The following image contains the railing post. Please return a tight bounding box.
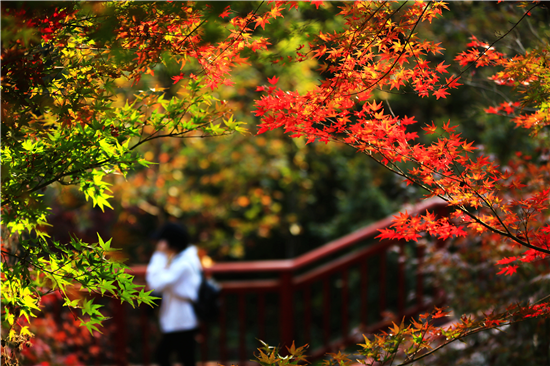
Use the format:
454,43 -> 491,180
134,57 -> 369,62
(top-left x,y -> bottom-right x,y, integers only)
360,261 -> 368,329
239,293 -> 247,365
304,285 -> 312,346
322,276 -> 330,349
379,250 -> 387,319
341,269 -> 349,343
220,293 -> 228,365
200,323 -> 208,366
398,243 -> 405,318
140,304 -> 150,366
279,269 -> 294,352
257,293 -> 266,341
113,300 -> 128,366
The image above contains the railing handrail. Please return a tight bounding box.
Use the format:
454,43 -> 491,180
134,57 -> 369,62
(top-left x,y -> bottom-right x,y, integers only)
128,197 -> 447,277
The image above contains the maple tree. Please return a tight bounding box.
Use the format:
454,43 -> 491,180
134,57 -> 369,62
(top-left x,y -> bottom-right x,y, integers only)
254,1 -> 550,364
2,0 -> 549,365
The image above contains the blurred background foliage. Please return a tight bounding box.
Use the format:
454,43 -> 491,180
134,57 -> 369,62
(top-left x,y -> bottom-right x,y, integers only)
42,1 -> 405,263
43,1 -> 548,265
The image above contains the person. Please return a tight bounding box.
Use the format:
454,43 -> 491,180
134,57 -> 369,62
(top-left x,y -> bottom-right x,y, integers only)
146,222 -> 202,366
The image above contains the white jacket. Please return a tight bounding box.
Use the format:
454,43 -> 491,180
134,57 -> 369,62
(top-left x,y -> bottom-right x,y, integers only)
146,245 -> 202,333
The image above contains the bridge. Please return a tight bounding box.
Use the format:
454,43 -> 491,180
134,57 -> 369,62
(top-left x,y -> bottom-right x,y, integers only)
51,198 -> 449,365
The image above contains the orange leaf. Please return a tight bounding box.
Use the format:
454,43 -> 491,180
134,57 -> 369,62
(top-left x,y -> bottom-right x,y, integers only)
422,121 -> 437,134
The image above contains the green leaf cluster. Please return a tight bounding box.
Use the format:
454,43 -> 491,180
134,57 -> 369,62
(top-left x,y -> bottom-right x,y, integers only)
1,1 -> 249,357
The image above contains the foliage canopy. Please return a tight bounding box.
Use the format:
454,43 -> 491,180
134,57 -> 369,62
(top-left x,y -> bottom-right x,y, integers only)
1,1 -> 550,365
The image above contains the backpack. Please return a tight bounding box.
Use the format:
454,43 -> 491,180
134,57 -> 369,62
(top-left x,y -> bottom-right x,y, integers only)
192,272 -> 221,323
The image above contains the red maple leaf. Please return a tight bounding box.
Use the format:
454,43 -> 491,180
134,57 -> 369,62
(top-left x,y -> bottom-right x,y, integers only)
433,87 -> 450,100
484,106 -> 500,114
462,141 -> 476,152
367,100 -> 383,112
219,6 -> 231,18
442,119 -> 457,133
288,2 -> 300,10
267,76 -> 279,85
432,307 -> 450,319
422,121 -> 437,134
171,73 -> 185,84
495,257 -> 517,265
435,61 -> 450,74
497,265 -> 519,276
269,5 -> 283,19
446,75 -> 463,89
254,15 -> 270,30
401,115 -> 416,125
502,102 -> 515,114
310,0 -> 324,9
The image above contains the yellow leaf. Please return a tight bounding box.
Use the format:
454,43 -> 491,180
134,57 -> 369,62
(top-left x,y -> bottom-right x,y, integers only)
6,312 -> 15,325
20,326 -> 34,338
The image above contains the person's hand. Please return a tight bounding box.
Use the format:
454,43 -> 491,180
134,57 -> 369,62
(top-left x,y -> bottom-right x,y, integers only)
156,239 -> 176,265
156,239 -> 169,253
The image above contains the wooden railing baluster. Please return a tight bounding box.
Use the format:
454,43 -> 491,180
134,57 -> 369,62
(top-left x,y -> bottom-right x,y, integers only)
322,276 -> 330,349
258,293 -> 266,341
398,243 -> 406,318
341,268 -> 349,343
279,270 -> 294,352
360,260 -> 368,329
220,293 -> 228,365
304,285 -> 312,348
379,250 -> 387,320
139,304 -> 150,366
239,292 -> 247,365
113,301 -> 128,366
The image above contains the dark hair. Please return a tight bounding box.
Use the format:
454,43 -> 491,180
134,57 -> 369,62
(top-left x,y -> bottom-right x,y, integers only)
153,223 -> 190,253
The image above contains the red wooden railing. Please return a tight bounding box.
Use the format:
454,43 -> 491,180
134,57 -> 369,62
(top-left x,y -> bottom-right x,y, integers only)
111,197 -> 448,365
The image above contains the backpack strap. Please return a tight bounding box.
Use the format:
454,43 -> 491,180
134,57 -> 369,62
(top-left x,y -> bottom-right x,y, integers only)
170,270 -> 204,304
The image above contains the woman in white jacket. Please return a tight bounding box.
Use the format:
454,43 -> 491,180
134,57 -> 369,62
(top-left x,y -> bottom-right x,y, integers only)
146,223 -> 202,366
